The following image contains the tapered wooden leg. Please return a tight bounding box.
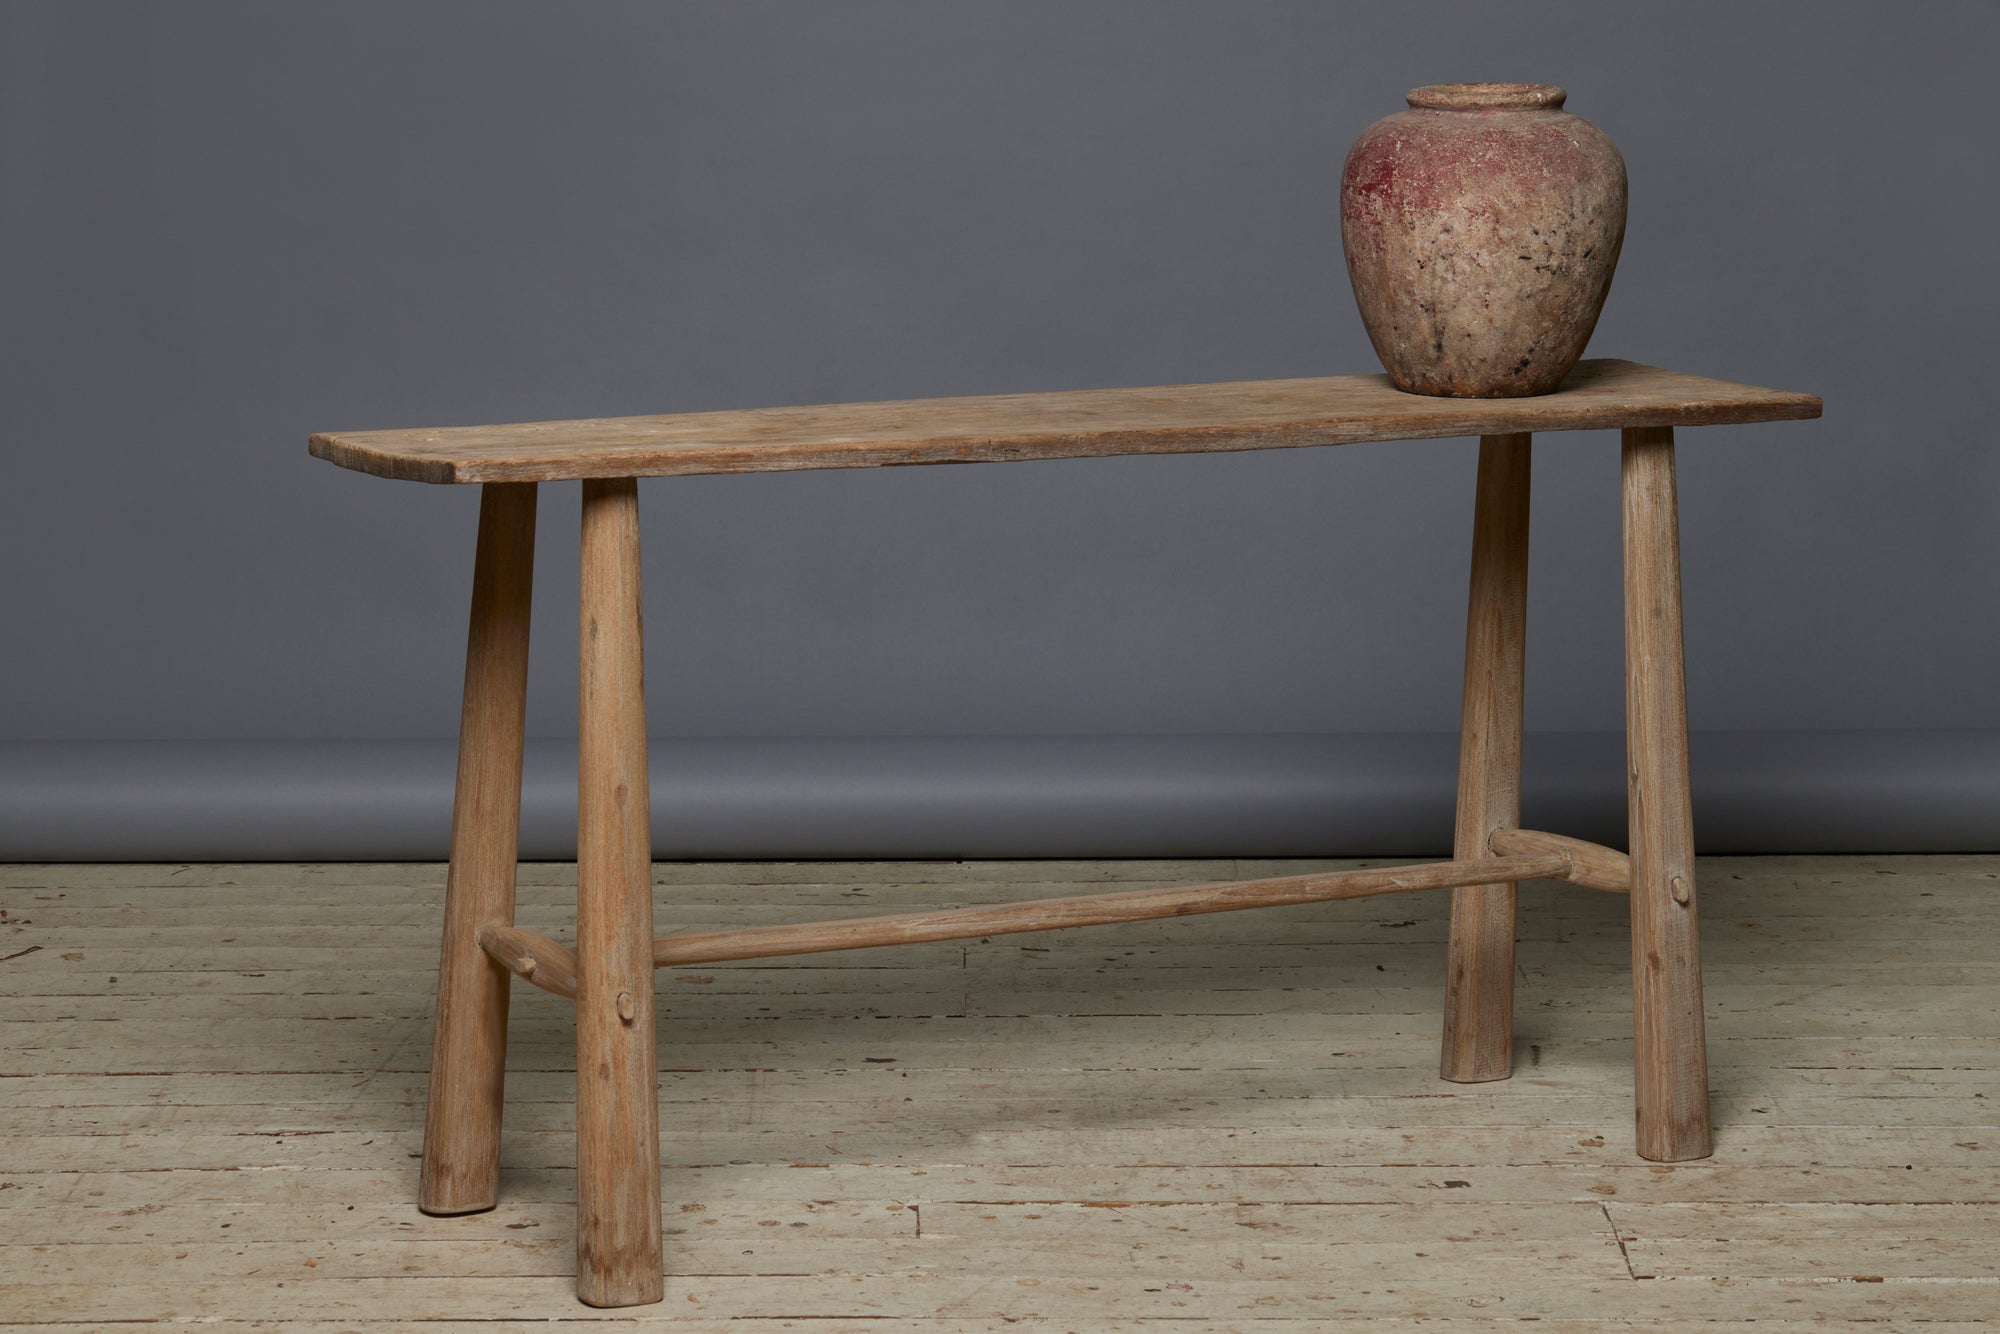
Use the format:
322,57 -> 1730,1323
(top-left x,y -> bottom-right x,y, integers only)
1442,433 -> 1531,1083
421,482 -> 537,1215
1622,426 -> 1712,1162
575,477 -> 664,1307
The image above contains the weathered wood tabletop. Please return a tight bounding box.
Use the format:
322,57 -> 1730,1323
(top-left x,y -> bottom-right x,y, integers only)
309,358 -> 1821,484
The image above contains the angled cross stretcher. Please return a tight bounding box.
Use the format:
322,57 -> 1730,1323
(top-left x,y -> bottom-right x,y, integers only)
310,359 -> 1821,1307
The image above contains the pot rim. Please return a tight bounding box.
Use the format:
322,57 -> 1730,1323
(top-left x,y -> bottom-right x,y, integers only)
1406,83 -> 1567,112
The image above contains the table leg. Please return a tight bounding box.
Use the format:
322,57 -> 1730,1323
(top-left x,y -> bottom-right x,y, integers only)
1442,434 -> 1531,1083
1621,426 -> 1712,1162
575,477 -> 664,1306
421,482 -> 537,1215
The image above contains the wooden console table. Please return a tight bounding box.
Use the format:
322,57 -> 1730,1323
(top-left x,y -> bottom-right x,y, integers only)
310,358 -> 1821,1307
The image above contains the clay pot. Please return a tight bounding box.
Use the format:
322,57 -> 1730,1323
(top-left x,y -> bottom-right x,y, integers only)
1341,84 -> 1626,397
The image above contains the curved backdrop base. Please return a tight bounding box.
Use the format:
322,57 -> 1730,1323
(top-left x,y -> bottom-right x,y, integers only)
2,731 -> 1995,862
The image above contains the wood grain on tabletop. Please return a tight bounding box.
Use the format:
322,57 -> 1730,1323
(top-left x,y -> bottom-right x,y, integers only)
308,359 -> 1822,484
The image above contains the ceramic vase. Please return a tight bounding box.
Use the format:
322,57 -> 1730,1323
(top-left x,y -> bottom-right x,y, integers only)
1341,83 -> 1626,397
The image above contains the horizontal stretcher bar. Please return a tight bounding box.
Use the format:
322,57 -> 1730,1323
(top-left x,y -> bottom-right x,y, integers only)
477,833 -> 1629,1001
1488,827 -> 1632,893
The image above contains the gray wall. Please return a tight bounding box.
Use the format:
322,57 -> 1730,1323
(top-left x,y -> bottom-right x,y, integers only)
1,2 -> 1995,855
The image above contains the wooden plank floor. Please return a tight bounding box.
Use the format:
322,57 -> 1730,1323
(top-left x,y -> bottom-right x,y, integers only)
2,855 -> 1996,1330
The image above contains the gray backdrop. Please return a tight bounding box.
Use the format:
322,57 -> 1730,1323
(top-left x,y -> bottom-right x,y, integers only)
2,2 -> 1996,857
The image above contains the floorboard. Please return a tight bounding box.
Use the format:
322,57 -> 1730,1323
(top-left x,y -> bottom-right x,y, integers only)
2,855 -> 1995,1326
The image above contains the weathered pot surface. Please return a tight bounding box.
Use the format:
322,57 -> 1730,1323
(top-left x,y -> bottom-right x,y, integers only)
1341,83 -> 1626,397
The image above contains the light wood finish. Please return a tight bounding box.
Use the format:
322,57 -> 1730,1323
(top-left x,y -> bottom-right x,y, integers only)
418,482 -> 535,1216
310,361 -> 1816,1306
1621,426 -> 1712,1163
1490,828 -> 1633,894
648,854 -> 1569,969
573,478 -> 663,1306
5,857 -> 1996,1326
477,924 -> 579,1000
485,855 -> 1625,990
308,359 -> 1822,484
490,845 -> 1642,997
1442,434 -> 1531,1084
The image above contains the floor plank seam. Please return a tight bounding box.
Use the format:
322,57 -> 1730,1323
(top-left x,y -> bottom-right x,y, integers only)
1602,1199 -> 1642,1281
